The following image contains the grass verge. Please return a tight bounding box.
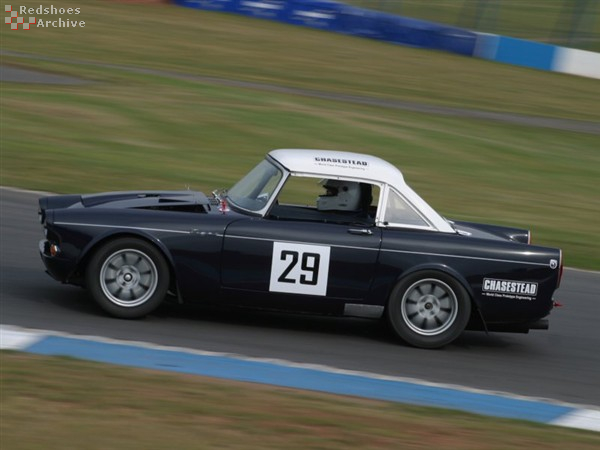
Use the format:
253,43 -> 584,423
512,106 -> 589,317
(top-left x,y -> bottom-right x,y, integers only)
2,352 -> 599,449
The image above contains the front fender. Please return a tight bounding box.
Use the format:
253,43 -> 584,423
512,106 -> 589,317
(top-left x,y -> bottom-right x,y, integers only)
76,229 -> 177,284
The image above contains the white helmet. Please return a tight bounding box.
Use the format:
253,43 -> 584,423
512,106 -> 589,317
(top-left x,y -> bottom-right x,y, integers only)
317,179 -> 361,211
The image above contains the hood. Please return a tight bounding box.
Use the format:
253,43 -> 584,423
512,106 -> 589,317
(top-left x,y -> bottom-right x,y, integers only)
39,190 -> 213,218
80,190 -> 211,209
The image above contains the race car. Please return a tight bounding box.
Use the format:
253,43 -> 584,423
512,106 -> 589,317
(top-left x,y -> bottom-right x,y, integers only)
38,149 -> 563,348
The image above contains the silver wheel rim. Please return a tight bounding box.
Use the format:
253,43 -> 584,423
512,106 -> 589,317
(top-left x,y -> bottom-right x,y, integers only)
99,249 -> 158,308
401,278 -> 459,336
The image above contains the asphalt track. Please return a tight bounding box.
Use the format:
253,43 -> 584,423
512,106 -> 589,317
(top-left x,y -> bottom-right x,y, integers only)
1,187 -> 599,408
0,65 -> 90,85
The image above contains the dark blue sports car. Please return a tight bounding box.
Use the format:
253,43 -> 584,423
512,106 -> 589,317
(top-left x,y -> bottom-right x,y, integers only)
39,149 -> 563,348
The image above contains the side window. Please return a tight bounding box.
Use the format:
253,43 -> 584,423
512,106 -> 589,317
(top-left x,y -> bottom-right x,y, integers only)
274,176 -> 319,207
271,175 -> 379,224
383,189 -> 429,228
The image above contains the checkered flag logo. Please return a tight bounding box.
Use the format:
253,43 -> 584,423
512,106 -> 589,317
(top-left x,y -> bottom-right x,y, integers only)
5,5 -> 36,30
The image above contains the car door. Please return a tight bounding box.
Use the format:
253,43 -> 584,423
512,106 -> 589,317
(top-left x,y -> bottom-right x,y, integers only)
220,218 -> 382,313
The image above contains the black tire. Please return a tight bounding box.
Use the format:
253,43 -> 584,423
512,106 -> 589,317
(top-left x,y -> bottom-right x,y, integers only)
85,238 -> 170,319
387,271 -> 471,349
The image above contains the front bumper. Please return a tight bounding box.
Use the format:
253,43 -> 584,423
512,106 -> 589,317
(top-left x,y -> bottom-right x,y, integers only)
39,239 -> 76,283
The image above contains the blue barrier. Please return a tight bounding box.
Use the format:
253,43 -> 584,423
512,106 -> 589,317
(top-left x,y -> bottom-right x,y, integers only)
374,14 -> 477,56
436,26 -> 478,56
173,0 -> 240,13
338,6 -> 387,40
236,0 -> 290,21
174,0 -> 477,57
473,33 -> 499,60
474,34 -> 567,73
287,0 -> 344,31
379,15 -> 440,49
494,37 -> 557,71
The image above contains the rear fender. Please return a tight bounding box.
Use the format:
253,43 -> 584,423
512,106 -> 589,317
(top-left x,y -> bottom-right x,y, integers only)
392,262 -> 484,308
391,263 -> 488,331
393,264 -> 472,298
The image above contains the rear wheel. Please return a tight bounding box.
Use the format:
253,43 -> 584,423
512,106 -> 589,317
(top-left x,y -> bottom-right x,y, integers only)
387,271 -> 471,348
86,238 -> 169,318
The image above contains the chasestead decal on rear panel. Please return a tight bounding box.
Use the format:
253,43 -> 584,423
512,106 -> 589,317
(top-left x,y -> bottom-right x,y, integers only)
482,278 -> 538,300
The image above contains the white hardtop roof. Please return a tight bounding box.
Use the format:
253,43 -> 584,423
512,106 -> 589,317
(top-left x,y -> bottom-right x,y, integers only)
269,149 -> 404,185
268,149 -> 455,233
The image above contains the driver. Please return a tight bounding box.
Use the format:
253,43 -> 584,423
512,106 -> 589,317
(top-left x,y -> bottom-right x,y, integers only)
317,179 -> 362,212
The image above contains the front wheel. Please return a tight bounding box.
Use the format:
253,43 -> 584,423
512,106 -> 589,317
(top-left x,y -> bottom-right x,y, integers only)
387,271 -> 471,349
85,238 -> 170,319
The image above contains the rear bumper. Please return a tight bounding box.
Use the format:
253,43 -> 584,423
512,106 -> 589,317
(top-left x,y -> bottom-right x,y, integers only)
467,317 -> 550,334
484,319 -> 549,334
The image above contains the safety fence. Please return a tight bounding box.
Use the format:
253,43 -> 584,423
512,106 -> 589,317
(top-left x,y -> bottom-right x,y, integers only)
173,0 -> 600,79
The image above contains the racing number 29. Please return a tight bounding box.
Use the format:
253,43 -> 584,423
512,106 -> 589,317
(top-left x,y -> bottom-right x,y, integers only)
270,242 -> 330,296
278,250 -> 320,285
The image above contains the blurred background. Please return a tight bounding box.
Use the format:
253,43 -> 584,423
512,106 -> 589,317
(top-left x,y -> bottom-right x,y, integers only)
2,0 -> 599,269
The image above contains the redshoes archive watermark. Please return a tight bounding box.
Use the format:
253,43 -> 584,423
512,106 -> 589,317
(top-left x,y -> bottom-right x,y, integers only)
5,4 -> 85,30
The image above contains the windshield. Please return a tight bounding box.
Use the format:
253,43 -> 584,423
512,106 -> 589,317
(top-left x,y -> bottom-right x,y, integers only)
227,159 -> 283,212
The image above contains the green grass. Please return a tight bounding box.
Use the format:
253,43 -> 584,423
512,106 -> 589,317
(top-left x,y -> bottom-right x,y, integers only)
2,352 -> 600,449
1,0 -> 599,271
